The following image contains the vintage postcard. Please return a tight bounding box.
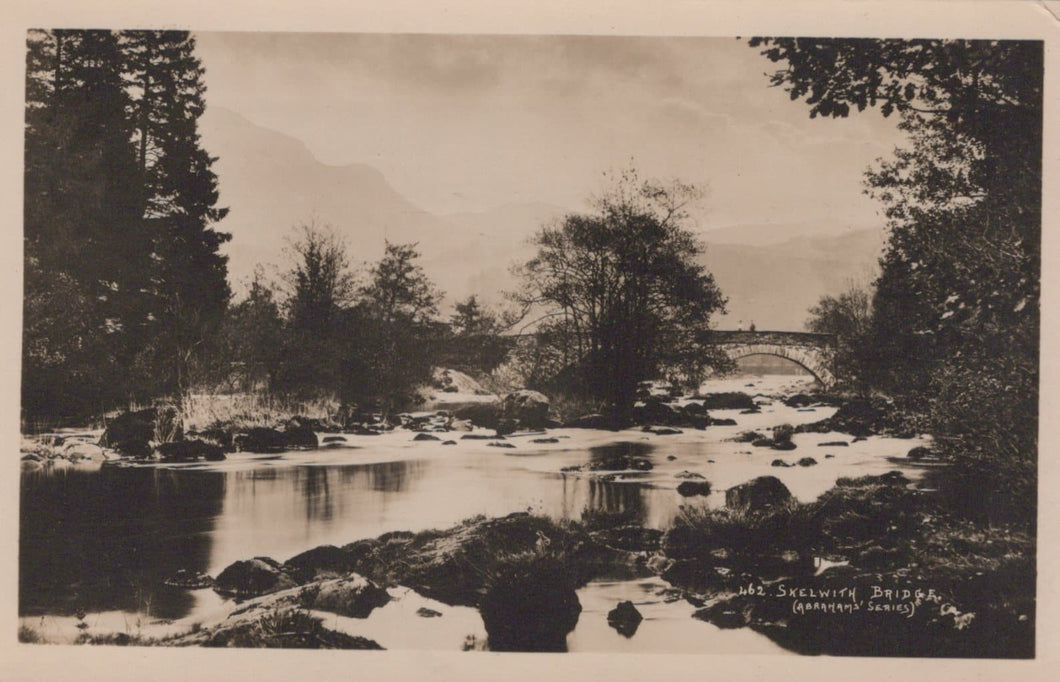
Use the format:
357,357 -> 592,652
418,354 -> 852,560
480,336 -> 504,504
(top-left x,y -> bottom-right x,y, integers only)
3,1 -> 1058,680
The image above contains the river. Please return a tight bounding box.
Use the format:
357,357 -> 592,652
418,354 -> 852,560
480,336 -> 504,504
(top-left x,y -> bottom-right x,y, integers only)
19,375 -> 928,652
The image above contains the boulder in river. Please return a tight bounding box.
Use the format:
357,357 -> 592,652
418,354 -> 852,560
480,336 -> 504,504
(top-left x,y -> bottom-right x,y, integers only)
732,430 -> 760,443
783,393 -> 816,408
236,427 -> 288,453
495,418 -> 520,436
607,600 -> 643,638
284,544 -> 357,583
698,392 -> 756,410
797,398 -> 887,438
772,423 -> 795,445
682,401 -> 707,416
907,445 -> 934,460
451,401 -> 502,430
725,476 -> 793,512
164,569 -> 215,590
677,480 -> 712,497
301,575 -> 391,618
101,406 -> 182,457
158,439 -> 226,462
501,390 -> 551,430
283,425 -> 318,449
214,557 -> 297,598
633,398 -> 684,426
63,442 -> 105,461
480,553 -> 582,652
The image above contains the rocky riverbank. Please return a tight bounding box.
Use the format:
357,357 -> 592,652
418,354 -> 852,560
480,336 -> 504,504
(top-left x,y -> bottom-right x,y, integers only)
56,472 -> 1032,656
20,375 -> 841,467
20,375 -> 1032,656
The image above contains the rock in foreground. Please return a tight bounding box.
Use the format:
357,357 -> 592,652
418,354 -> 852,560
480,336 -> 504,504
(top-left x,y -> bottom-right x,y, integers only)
607,600 -> 643,638
480,553 -> 582,652
725,476 -> 793,512
214,558 -> 297,598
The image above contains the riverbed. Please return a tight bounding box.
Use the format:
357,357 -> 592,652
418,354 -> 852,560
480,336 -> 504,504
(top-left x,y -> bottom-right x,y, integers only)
19,375 -> 930,651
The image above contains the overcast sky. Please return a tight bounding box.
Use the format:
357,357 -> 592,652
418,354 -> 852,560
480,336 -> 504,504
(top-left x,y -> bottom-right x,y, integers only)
194,32 -> 907,234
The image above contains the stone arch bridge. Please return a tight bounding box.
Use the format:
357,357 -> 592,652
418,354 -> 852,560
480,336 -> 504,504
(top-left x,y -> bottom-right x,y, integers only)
704,330 -> 838,387
451,328 -> 839,388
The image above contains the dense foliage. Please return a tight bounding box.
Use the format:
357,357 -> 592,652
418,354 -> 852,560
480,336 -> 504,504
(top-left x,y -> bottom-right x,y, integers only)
755,38 -> 1041,525
23,30 -> 229,419
805,283 -> 873,393
223,229 -> 444,415
341,242 -> 444,415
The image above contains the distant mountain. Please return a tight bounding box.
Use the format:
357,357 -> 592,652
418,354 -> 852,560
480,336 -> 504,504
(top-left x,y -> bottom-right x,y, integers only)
702,227 -> 886,331
200,107 -> 444,286
201,106 -> 886,328
199,107 -> 567,307
702,220 -> 881,247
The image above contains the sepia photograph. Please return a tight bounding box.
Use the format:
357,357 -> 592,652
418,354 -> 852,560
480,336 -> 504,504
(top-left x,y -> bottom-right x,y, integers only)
5,1 -> 1058,679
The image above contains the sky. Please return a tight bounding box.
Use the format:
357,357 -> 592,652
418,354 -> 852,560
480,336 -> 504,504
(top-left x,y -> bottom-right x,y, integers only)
193,32 -> 908,234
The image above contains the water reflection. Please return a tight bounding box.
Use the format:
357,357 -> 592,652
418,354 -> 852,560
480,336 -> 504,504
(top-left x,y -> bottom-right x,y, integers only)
586,477 -> 647,521
365,460 -> 415,493
298,466 -> 333,522
20,467 -> 224,618
558,473 -> 649,524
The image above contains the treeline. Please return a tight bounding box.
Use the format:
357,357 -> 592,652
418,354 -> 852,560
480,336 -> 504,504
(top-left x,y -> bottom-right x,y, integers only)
768,39 -> 1042,526
221,226 -> 508,416
21,30 -> 508,423
23,30 -> 229,419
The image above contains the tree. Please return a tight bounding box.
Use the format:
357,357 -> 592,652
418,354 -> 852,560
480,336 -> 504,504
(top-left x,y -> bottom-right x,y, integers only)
451,295 -> 497,336
752,38 -> 1041,524
805,283 -> 873,391
223,269 -> 285,391
123,30 -> 232,396
282,224 -> 355,334
23,30 -> 151,416
513,169 -> 727,422
274,223 -> 355,396
343,242 -> 442,414
22,29 -> 232,417
443,295 -> 509,374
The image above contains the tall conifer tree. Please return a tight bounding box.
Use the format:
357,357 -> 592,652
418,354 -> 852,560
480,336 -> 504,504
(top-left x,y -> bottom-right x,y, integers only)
124,30 -> 231,394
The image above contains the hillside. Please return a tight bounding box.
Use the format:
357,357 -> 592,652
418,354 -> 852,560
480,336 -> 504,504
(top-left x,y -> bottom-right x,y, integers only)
200,106 -> 886,327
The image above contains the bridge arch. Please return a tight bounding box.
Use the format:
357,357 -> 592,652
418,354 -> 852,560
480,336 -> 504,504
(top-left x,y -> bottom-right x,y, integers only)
719,344 -> 836,388
705,331 -> 838,388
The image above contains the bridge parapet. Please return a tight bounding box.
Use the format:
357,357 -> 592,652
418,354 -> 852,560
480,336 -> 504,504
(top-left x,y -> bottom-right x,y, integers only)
705,330 -> 837,348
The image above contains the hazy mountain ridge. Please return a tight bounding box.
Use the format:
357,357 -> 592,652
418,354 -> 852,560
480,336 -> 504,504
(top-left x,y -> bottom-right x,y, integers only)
702,229 -> 885,330
201,106 -> 886,327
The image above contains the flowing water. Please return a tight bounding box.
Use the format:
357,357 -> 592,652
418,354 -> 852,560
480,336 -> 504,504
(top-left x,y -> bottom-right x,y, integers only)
19,375 -> 929,652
